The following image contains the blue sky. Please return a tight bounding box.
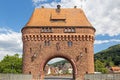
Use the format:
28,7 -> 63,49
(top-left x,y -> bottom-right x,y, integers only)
0,0 -> 120,60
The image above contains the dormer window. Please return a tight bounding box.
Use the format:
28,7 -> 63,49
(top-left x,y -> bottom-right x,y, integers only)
64,28 -> 75,33
41,27 -> 52,33
50,13 -> 66,22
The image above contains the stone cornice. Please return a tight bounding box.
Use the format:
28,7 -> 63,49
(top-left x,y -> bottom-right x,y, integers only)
22,34 -> 95,42
21,26 -> 96,32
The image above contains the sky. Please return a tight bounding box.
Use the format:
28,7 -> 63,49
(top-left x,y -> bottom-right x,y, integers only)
0,0 -> 120,61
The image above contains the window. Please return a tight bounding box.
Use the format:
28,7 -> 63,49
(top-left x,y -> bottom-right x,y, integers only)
64,28 -> 75,33
85,48 -> 87,53
44,41 -> 50,46
41,28 -> 52,33
68,41 -> 72,47
30,48 -> 32,54
71,28 -> 75,32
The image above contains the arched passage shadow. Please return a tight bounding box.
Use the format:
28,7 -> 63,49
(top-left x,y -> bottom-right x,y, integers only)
41,54 -> 77,79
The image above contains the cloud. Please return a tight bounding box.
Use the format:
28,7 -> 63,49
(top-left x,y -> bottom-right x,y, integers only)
48,58 -> 65,64
32,0 -> 82,8
95,39 -> 120,45
84,0 -> 120,36
32,0 -> 120,36
0,28 -> 22,60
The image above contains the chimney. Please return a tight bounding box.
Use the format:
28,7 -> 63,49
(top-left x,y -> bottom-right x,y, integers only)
56,5 -> 61,13
74,6 -> 77,8
41,6 -> 44,8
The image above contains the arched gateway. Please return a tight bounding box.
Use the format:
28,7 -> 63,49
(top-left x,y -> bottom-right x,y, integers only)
22,5 -> 95,80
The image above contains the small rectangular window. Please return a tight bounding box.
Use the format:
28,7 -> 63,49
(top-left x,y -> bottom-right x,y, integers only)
30,48 -> 32,54
68,41 -> 72,47
64,28 -> 75,33
85,48 -> 87,53
41,27 -> 52,33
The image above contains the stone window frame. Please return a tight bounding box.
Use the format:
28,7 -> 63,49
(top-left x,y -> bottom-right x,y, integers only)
64,27 -> 76,33
41,27 -> 52,33
68,41 -> 72,47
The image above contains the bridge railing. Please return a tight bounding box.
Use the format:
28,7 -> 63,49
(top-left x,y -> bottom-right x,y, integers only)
0,74 -> 32,80
84,74 -> 120,80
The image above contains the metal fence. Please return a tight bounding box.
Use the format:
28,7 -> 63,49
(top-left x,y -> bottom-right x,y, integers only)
0,74 -> 32,80
84,74 -> 120,80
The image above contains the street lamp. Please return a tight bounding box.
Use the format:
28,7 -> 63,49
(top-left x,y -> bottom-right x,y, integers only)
11,63 -> 14,74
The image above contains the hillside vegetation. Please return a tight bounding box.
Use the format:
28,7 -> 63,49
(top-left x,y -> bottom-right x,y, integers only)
0,54 -> 22,73
95,44 -> 120,66
94,44 -> 120,73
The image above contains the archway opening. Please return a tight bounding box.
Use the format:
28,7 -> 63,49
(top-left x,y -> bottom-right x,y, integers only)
44,57 -> 75,79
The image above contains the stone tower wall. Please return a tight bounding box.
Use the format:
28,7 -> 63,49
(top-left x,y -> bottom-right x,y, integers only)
22,27 -> 95,80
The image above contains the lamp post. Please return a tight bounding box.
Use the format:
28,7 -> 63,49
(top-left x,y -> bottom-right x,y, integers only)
10,63 -> 14,80
11,63 -> 14,74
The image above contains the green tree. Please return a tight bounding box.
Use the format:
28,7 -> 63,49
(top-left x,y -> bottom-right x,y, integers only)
94,44 -> 120,67
0,54 -> 22,73
114,56 -> 120,65
95,60 -> 108,73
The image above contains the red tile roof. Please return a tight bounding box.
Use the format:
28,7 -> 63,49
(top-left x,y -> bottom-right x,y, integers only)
25,7 -> 93,27
111,67 -> 120,72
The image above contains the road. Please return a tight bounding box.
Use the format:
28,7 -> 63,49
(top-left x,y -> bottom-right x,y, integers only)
44,76 -> 74,80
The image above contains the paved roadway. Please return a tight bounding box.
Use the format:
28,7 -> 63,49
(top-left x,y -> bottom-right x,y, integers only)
44,76 -> 74,80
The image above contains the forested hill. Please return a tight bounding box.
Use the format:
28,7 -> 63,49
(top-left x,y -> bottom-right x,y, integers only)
49,60 -> 69,67
94,44 -> 120,66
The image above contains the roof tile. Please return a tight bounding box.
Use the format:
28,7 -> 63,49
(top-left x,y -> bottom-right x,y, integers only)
25,8 -> 93,27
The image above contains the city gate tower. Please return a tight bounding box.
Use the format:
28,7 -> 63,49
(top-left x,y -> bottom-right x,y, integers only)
22,5 -> 96,80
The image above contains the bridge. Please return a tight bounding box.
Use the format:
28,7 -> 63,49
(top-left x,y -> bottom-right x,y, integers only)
44,76 -> 74,80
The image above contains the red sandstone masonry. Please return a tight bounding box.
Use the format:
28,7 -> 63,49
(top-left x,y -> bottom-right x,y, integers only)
22,6 -> 95,80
